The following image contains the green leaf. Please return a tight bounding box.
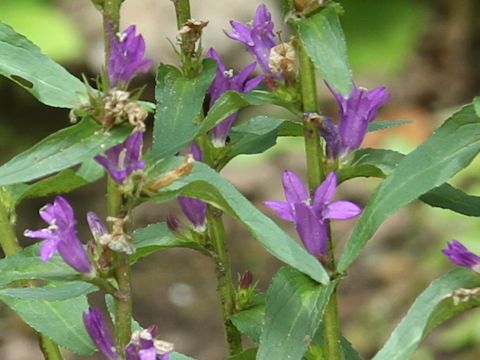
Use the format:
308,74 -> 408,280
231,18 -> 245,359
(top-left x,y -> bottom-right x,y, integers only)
0,281 -> 97,301
1,295 -> 95,355
131,222 -> 206,263
313,328 -> 364,360
473,96 -> 480,117
420,185 -> 480,217
298,7 -> 353,96
257,267 -> 336,360
151,61 -> 216,160
171,353 -> 197,360
230,295 -> 266,342
367,120 -> 413,132
149,161 -> 329,284
373,269 -> 480,360
105,294 -> 142,332
0,244 -> 77,287
227,348 -> 258,360
0,21 -> 85,108
339,104 -> 480,272
0,118 -> 130,186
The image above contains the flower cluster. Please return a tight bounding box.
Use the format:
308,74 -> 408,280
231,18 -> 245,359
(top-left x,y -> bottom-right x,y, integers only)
320,84 -> 390,159
83,309 -> 172,360
108,25 -> 153,87
207,48 -> 264,147
265,171 -> 361,259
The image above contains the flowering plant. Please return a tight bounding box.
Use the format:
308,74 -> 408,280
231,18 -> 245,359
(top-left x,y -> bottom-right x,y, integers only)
0,1 -> 480,359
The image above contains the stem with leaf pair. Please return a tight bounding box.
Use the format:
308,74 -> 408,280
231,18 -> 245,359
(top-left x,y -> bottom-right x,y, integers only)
297,38 -> 342,360
0,200 -> 63,360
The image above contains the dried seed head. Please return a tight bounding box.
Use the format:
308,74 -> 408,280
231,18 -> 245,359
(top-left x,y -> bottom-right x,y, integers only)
269,42 -> 296,76
123,102 -> 148,131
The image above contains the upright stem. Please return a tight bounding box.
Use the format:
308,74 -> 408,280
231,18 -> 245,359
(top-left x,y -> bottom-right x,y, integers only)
172,0 -> 191,29
207,208 -> 243,355
0,201 -> 63,360
102,0 -> 122,65
107,177 -> 132,352
297,36 -> 342,360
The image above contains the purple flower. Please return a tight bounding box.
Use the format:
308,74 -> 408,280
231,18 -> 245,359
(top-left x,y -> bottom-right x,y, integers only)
84,309 -> 173,360
24,196 -> 93,274
320,84 -> 390,159
84,309 -> 119,360
207,48 -> 264,147
442,240 -> 480,271
178,143 -> 208,231
108,25 -> 153,87
264,171 -> 361,258
96,131 -> 146,184
225,4 -> 277,76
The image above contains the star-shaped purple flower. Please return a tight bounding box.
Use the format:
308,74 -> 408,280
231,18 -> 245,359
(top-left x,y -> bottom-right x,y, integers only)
442,240 -> 480,272
83,308 -> 172,360
264,171 -> 361,258
207,48 -> 264,147
225,4 -> 277,77
178,143 -> 208,231
320,84 -> 390,159
108,25 -> 153,87
95,131 -> 146,184
24,196 -> 93,274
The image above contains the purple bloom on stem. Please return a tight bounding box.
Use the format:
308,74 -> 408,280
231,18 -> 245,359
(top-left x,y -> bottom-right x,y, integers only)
178,142 -> 208,231
125,326 -> 173,360
108,25 -> 153,87
225,4 -> 277,76
95,131 -> 146,184
24,196 -> 92,274
321,84 -> 390,159
442,240 -> 480,271
207,48 -> 264,147
83,309 -> 119,360
264,171 -> 361,258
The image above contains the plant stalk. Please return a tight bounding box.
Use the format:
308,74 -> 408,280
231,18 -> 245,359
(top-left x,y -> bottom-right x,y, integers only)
207,207 -> 243,355
102,0 -> 122,66
297,34 -> 342,360
0,200 -> 63,359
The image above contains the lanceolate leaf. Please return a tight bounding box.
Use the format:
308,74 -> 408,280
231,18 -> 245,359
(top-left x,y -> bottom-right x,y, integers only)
0,21 -> 85,108
298,6 -> 352,96
0,282 -> 97,301
1,295 -> 95,355
151,60 -> 216,160
0,118 -> 130,186
373,269 -> 480,360
230,295 -> 266,342
339,104 -> 480,272
257,267 -> 336,360
148,160 -> 329,284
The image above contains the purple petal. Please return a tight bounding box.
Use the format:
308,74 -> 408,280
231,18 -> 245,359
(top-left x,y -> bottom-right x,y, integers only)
233,62 -> 257,88
312,172 -> 338,212
190,142 -> 203,162
243,75 -> 265,93
442,240 -> 480,269
87,212 -> 108,243
83,309 -> 119,360
318,116 -> 343,159
211,113 -> 238,147
225,21 -> 254,46
263,200 -> 294,222
294,203 -> 328,257
138,348 -> 157,360
39,238 -> 60,262
178,196 -> 207,230
57,234 -> 93,273
254,4 -> 273,28
324,200 -> 362,220
282,170 -> 309,204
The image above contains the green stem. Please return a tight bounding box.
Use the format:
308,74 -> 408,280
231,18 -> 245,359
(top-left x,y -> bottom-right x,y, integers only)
107,177 -> 132,353
207,207 -> 243,355
297,35 -> 342,360
0,201 -> 63,359
102,0 -> 122,69
172,0 -> 191,29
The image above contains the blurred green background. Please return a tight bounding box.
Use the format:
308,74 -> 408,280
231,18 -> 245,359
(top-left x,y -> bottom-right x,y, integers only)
1,0 -> 480,359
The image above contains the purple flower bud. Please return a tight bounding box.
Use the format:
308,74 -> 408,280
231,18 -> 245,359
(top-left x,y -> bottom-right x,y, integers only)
83,309 -> 119,360
225,4 -> 277,76
321,83 -> 390,159
87,211 -> 109,245
178,196 -> 207,232
166,214 -> 183,233
108,25 -> 153,87
264,171 -> 361,258
442,240 -> 480,271
96,131 -> 146,184
239,271 -> 254,289
207,48 -> 264,147
24,196 -> 93,274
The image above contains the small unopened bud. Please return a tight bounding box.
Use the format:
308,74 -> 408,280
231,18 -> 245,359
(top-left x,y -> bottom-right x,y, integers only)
148,155 -> 195,192
269,42 -> 296,76
239,271 -> 254,289
166,214 -> 184,233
